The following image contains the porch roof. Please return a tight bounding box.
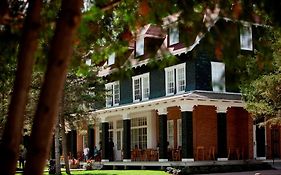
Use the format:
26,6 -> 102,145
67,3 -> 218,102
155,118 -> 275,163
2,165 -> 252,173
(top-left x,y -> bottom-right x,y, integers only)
93,90 -> 245,119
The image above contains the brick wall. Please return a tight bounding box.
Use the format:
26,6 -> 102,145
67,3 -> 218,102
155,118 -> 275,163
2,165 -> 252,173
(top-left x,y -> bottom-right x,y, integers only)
227,107 -> 252,159
193,105 -> 217,160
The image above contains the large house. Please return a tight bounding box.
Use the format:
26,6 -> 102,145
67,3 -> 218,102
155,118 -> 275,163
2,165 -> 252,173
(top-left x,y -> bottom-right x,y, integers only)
68,14 -> 280,163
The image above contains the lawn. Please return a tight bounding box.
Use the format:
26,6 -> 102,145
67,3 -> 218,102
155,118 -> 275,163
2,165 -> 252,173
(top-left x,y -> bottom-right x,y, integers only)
51,170 -> 168,175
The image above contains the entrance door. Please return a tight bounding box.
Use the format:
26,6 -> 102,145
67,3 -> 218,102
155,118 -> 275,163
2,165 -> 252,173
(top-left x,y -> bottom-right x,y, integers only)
271,128 -> 280,159
254,125 -> 266,159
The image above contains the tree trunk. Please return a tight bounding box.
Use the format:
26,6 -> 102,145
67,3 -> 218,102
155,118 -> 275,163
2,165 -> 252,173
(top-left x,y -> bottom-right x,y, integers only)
0,1 -> 42,175
61,114 -> 71,174
54,118 -> 61,175
23,0 -> 82,175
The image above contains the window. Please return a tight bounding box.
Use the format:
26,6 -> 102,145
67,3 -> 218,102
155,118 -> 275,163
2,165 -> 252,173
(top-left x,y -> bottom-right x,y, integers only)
131,117 -> 147,149
177,119 -> 182,147
169,24 -> 179,46
136,36 -> 144,57
86,59 -> 91,66
211,62 -> 225,92
132,73 -> 150,102
107,52 -> 115,66
116,120 -> 123,151
240,23 -> 253,51
165,63 -> 186,96
105,81 -> 120,107
167,120 -> 174,149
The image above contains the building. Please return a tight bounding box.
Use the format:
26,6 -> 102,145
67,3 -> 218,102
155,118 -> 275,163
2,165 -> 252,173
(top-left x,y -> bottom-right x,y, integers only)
69,14 -> 280,163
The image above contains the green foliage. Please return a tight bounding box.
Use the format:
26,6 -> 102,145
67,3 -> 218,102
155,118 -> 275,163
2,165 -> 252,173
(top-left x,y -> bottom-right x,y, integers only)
241,29 -> 281,126
62,65 -> 106,130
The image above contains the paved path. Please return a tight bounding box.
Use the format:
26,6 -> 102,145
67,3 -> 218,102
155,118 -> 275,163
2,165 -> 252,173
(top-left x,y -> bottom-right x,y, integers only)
199,169 -> 281,175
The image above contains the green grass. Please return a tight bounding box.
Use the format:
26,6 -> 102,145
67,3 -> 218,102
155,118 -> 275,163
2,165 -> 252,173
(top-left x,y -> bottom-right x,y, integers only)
45,170 -> 167,175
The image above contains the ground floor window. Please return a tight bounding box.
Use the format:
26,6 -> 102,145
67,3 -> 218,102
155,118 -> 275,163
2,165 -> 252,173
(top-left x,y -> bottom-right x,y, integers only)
131,117 -> 147,149
177,119 -> 182,147
167,120 -> 174,148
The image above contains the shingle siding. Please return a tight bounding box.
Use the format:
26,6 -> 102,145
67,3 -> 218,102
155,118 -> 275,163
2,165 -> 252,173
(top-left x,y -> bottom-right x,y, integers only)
120,78 -> 133,104
150,69 -> 165,99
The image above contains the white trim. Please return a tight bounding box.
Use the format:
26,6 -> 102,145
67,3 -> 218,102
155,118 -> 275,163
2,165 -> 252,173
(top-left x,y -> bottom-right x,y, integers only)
181,158 -> 194,162
217,158 -> 228,161
122,113 -> 130,120
157,108 -> 167,115
123,159 -> 132,162
101,159 -> 109,162
132,73 -> 150,102
95,91 -> 244,118
159,159 -> 169,162
105,81 -> 120,107
165,63 -> 186,96
216,106 -> 228,113
180,105 -> 194,112
256,157 -> 266,160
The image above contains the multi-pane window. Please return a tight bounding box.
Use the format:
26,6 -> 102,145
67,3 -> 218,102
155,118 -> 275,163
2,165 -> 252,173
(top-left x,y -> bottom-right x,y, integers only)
169,24 -> 179,46
132,73 -> 150,102
116,120 -> 123,151
136,36 -> 144,57
211,62 -> 225,92
177,119 -> 182,147
165,63 -> 186,96
131,117 -> 147,149
167,120 -> 174,148
105,81 -> 120,107
240,23 -> 253,51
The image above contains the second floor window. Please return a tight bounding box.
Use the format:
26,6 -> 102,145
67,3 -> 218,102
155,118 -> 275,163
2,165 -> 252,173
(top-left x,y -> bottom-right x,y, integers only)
132,73 -> 150,102
105,81 -> 120,107
240,23 -> 253,51
211,61 -> 225,92
165,63 -> 186,96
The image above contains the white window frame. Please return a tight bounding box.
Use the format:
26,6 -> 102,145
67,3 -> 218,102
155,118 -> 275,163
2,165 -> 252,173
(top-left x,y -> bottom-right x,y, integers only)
240,23 -> 253,51
131,117 -> 147,149
211,62 -> 226,92
165,63 -> 186,96
136,36 -> 144,57
167,120 -> 174,149
177,119 -> 182,147
105,81 -> 120,107
132,73 -> 150,102
169,23 -> 179,46
107,52 -> 115,66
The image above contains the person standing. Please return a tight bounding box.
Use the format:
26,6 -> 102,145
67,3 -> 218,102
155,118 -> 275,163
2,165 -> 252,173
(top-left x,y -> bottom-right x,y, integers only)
83,145 -> 89,161
19,145 -> 26,169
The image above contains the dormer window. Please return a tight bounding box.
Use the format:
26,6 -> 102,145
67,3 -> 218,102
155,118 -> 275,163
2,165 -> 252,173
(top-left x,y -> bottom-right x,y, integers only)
168,24 -> 179,46
240,23 -> 253,51
105,81 -> 120,107
86,59 -> 91,66
107,52 -> 115,66
211,62 -> 225,92
136,36 -> 144,57
132,73 -> 150,102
